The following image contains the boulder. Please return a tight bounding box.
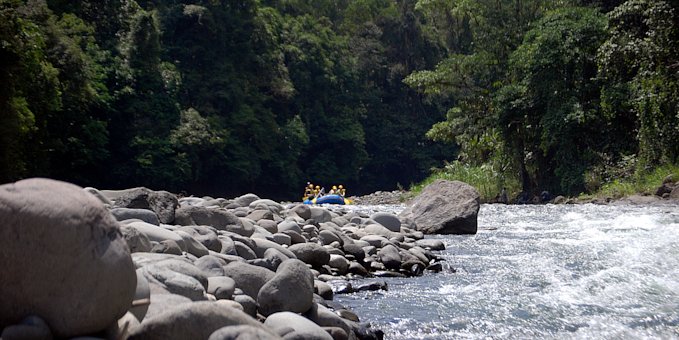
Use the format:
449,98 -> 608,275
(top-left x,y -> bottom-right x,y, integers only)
234,193 -> 260,207
234,295 -> 258,318
175,206 -> 251,236
130,270 -> 151,322
111,207 -> 160,225
369,212 -> 401,232
328,255 -> 350,275
257,259 -> 315,316
140,265 -> 206,301
264,312 -> 333,340
120,224 -> 153,253
288,243 -> 330,268
309,207 -> 332,223
174,230 -> 210,258
414,239 -> 445,251
399,179 -> 480,234
289,204 -> 312,220
1,315 -> 52,340
177,225 -> 221,252
195,255 -> 227,277
209,325 -> 281,340
223,262 -> 275,299
144,294 -> 192,320
0,178 -> 137,338
377,245 -> 401,270
128,301 -> 265,340
207,276 -> 236,300
151,240 -> 183,255
126,221 -> 186,251
104,187 -> 178,224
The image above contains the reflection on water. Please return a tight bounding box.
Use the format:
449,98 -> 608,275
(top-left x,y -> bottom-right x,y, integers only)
336,203 -> 679,339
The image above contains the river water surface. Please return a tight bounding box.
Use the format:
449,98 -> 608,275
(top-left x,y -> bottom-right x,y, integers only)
337,203 -> 679,339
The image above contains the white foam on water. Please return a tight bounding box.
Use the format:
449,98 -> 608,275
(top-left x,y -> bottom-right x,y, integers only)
336,203 -> 679,339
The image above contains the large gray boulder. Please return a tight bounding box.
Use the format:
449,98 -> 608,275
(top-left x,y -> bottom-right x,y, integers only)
264,312 -> 333,340
399,179 -> 480,234
288,243 -> 330,268
257,259 -> 315,316
209,325 -> 282,340
128,301 -> 266,340
223,262 -> 275,299
104,187 -> 178,224
0,178 -> 137,338
175,206 -> 251,236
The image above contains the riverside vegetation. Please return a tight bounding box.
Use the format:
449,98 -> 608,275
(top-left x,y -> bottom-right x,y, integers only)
2,0 -> 678,201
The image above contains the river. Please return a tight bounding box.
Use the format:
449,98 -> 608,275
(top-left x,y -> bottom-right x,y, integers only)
336,203 -> 679,339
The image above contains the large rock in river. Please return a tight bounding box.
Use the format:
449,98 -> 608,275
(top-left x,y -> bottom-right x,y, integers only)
399,179 -> 480,234
0,178 -> 137,338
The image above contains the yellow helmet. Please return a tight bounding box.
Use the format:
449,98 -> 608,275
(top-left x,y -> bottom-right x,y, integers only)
332,186 -> 337,190
308,184 -> 313,188
315,186 -> 320,189
339,185 -> 343,189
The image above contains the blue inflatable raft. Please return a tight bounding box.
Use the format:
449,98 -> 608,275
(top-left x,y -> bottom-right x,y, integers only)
304,194 -> 351,205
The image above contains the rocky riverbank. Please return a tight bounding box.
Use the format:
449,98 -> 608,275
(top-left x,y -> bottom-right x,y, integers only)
0,178 -> 449,340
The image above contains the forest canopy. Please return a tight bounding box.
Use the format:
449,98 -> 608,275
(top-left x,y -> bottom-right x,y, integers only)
1,0 -> 677,200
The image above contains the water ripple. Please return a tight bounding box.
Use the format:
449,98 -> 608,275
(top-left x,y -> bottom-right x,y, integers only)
336,203 -> 679,339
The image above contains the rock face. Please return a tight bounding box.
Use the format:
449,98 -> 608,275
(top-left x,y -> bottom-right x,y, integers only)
257,259 -> 314,316
105,187 -> 178,224
0,178 -> 137,338
399,179 -> 480,234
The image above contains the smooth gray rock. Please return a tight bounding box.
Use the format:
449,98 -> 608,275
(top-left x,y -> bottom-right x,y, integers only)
305,304 -> 352,338
219,237 -> 238,256
377,245 -> 401,270
142,259 -> 208,289
251,238 -> 296,259
83,187 -> 112,205
127,221 -> 186,251
140,265 -> 206,301
128,301 -> 264,340
234,193 -> 260,207
309,207 -> 332,223
263,248 -> 290,271
175,206 -> 252,236
342,244 -> 365,263
289,204 -> 312,220
399,179 -> 480,234
369,212 -> 401,232
363,224 -> 397,239
111,207 -> 160,225
414,239 -> 446,251
175,230 -> 210,258
144,294 -> 192,320
207,276 -> 236,300
278,221 -> 302,234
265,312 -> 332,340
234,294 -> 258,318
282,230 -> 307,244
288,243 -> 330,268
104,187 -> 178,224
258,219 -> 279,234
209,325 -> 281,340
234,241 -> 257,260
272,233 -> 292,246
130,270 -> 151,322
120,224 -> 153,253
177,225 -> 221,252
151,240 -> 183,255
328,254 -> 350,274
1,315 -> 52,340
318,230 -> 341,246
0,178 -> 137,338
258,259 -> 315,316
314,281 -> 333,300
223,262 -> 275,299
247,209 -> 274,221
195,255 -> 226,277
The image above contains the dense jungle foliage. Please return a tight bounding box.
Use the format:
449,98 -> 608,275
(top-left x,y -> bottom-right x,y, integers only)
1,0 -> 678,200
